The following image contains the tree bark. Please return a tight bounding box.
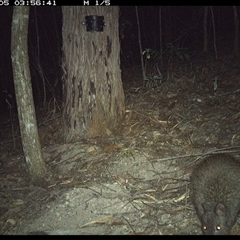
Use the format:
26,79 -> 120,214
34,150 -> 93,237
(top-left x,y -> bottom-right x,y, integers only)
62,6 -> 125,142
11,7 -> 47,182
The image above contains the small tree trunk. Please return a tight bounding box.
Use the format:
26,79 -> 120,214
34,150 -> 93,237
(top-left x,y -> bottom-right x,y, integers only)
210,6 -> 218,59
233,6 -> 239,58
135,6 -> 146,81
11,6 -> 47,182
203,6 -> 208,53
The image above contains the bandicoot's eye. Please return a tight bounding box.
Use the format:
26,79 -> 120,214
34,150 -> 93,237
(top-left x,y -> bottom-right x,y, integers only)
202,225 -> 207,231
216,225 -> 221,231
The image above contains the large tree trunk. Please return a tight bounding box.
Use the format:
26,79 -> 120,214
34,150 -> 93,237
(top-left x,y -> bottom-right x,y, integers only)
62,6 -> 125,142
11,7 -> 47,182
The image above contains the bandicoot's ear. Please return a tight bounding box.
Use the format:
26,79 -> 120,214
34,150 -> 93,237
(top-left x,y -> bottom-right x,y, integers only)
215,203 -> 226,216
197,203 -> 206,215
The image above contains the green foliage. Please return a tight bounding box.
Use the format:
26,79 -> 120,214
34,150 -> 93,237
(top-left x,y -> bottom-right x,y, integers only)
141,44 -> 194,88
142,48 -> 163,88
142,48 -> 161,60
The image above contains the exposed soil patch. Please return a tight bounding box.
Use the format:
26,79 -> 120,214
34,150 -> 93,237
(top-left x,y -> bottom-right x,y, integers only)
1,54 -> 240,235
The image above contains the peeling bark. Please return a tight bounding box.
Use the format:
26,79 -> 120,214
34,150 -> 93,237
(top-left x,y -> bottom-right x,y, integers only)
62,6 -> 125,142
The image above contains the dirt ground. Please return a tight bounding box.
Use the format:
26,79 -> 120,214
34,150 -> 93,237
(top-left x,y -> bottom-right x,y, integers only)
1,53 -> 240,235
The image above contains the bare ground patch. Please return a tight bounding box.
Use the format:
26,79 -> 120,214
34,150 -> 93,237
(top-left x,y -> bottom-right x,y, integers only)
1,55 -> 240,235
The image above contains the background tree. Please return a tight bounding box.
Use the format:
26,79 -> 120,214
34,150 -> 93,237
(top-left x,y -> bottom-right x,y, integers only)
11,6 -> 47,182
203,6 -> 208,53
62,6 -> 125,142
233,6 -> 239,58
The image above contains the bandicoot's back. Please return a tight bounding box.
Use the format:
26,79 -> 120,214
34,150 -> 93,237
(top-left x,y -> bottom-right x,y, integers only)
190,153 -> 240,235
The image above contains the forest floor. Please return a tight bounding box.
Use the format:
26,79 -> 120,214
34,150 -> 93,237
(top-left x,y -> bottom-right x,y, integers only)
1,52 -> 240,235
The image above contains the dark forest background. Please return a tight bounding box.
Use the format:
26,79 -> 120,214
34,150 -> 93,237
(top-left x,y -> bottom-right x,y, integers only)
0,6 -> 238,113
